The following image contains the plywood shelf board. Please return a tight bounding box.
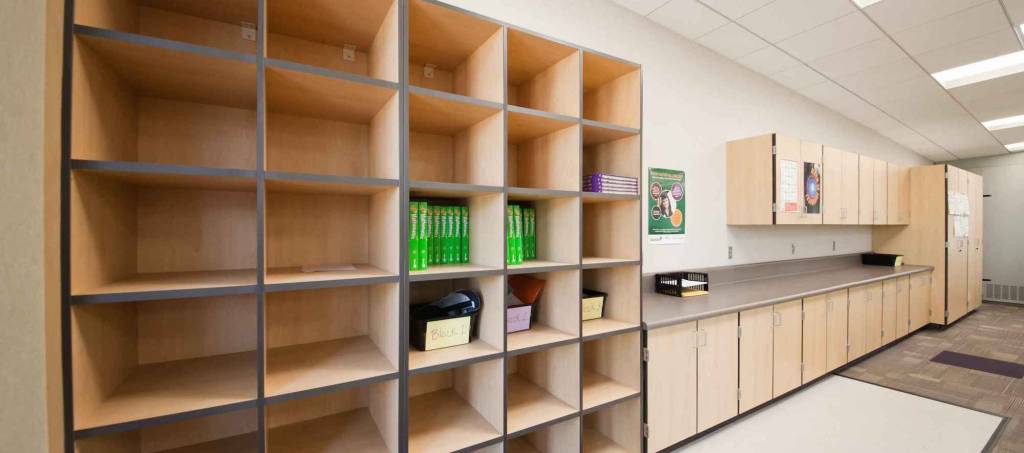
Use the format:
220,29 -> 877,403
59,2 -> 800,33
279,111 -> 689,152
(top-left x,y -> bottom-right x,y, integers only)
409,180 -> 503,198
582,370 -> 638,410
267,408 -> 389,453
71,160 -> 257,190
581,121 -> 639,146
266,337 -> 396,398
581,257 -> 639,269
267,66 -> 396,123
408,264 -> 503,282
408,388 -> 501,453
265,174 -> 398,195
508,108 -> 578,144
409,90 -> 501,135
75,27 -> 257,109
71,269 -> 257,299
265,265 -> 396,289
581,193 -> 639,204
507,324 -> 577,353
75,351 -> 257,430
408,340 -> 502,373
156,432 -> 259,453
507,374 -> 578,434
507,187 -> 580,201
582,319 -> 639,339
507,260 -> 579,274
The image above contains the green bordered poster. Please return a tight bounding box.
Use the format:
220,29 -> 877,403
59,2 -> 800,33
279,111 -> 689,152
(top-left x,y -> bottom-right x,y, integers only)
648,167 -> 685,244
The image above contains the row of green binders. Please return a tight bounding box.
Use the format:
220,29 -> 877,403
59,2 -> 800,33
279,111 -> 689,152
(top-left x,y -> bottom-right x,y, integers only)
409,202 -> 469,271
507,205 -> 536,264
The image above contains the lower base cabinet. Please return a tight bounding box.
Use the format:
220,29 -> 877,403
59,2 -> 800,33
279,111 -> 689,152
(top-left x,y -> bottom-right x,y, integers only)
826,289 -> 849,371
910,273 -> 931,330
772,300 -> 802,397
645,272 -> 932,452
645,322 -> 697,452
739,306 -> 773,412
802,295 -> 828,383
697,313 -> 739,432
882,279 -> 898,345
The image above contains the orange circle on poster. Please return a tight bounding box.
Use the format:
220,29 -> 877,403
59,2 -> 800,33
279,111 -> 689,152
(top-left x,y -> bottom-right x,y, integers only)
671,210 -> 683,227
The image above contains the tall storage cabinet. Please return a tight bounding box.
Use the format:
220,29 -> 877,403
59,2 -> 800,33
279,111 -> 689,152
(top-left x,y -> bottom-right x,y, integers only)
874,165 -> 983,326
61,1 -> 644,452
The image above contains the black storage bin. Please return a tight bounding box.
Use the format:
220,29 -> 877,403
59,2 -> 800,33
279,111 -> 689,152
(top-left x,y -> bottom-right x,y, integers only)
655,271 -> 710,297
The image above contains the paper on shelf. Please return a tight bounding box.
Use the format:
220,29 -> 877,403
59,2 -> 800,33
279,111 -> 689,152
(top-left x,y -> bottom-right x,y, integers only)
677,278 -> 706,288
300,263 -> 357,273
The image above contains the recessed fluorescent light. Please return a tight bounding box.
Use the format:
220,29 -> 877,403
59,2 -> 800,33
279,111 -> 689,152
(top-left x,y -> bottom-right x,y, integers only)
982,114 -> 1024,131
1008,142 -> 1024,152
852,0 -> 882,7
932,50 -> 1024,89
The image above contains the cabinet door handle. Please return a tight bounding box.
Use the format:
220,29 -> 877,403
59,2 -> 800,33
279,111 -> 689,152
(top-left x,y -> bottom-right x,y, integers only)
773,312 -> 782,326
697,330 -> 708,347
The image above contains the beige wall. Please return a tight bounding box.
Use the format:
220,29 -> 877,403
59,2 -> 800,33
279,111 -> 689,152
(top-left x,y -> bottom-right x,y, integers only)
0,0 -> 64,451
441,0 -> 931,273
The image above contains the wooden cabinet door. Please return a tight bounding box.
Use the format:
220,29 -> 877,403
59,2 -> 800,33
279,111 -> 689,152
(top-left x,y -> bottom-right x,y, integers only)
882,279 -> 898,345
847,285 -> 868,361
896,276 -> 910,338
874,159 -> 888,225
841,150 -> 860,225
968,172 -> 983,311
776,137 -> 823,225
865,282 -> 883,351
739,306 -> 773,413
888,164 -> 910,225
802,295 -> 828,383
646,322 -> 697,451
910,272 -> 931,331
726,134 -> 774,225
826,290 -> 848,371
858,156 -> 875,224
775,135 -> 804,225
823,146 -> 843,225
947,166 -> 969,323
773,300 -> 802,397
697,313 -> 738,432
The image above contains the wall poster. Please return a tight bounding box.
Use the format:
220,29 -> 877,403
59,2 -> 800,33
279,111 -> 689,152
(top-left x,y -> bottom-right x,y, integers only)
648,167 -> 685,244
804,162 -> 822,214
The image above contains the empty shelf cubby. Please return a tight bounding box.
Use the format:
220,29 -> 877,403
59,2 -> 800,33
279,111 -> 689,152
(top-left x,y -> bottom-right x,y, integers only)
266,380 -> 399,452
582,51 -> 641,129
507,29 -> 580,117
75,407 -> 258,453
507,343 -> 580,435
408,359 -> 504,452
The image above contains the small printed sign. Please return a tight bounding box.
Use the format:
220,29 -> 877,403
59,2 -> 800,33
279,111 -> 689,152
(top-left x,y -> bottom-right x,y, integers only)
423,316 -> 471,351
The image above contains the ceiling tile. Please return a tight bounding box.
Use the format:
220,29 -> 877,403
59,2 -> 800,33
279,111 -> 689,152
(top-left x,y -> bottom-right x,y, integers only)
613,0 -> 673,16
808,38 -> 907,79
835,58 -> 927,95
992,126 -> 1024,144
913,28 -> 1023,72
696,22 -> 768,58
698,0 -> 775,19
769,64 -> 826,90
891,1 -> 1009,56
736,0 -> 854,43
777,12 -> 884,62
863,0 -> 990,33
1005,0 -> 1024,24
735,45 -> 801,75
949,72 -> 1024,121
648,0 -> 730,39
862,75 -> 949,107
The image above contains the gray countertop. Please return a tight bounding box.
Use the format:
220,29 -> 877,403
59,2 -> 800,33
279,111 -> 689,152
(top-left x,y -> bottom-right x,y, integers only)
643,264 -> 933,329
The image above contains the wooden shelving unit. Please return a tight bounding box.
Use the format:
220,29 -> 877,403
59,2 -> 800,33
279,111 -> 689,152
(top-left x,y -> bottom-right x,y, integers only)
62,1 -> 641,451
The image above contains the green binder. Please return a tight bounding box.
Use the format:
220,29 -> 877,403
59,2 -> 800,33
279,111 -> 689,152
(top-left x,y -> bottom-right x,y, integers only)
418,202 -> 429,270
461,206 -> 469,263
506,206 -> 515,265
512,205 -> 523,264
409,202 -> 419,271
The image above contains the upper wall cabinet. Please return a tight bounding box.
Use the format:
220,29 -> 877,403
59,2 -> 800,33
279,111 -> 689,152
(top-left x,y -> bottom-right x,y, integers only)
823,146 -> 858,225
727,133 -> 911,226
726,134 -> 823,225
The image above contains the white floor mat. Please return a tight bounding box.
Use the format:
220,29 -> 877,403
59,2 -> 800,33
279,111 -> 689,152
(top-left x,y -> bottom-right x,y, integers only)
677,375 -> 1002,453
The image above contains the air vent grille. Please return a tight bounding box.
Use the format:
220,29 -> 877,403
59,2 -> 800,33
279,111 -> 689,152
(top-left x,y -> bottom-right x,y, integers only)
985,282 -> 1024,303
